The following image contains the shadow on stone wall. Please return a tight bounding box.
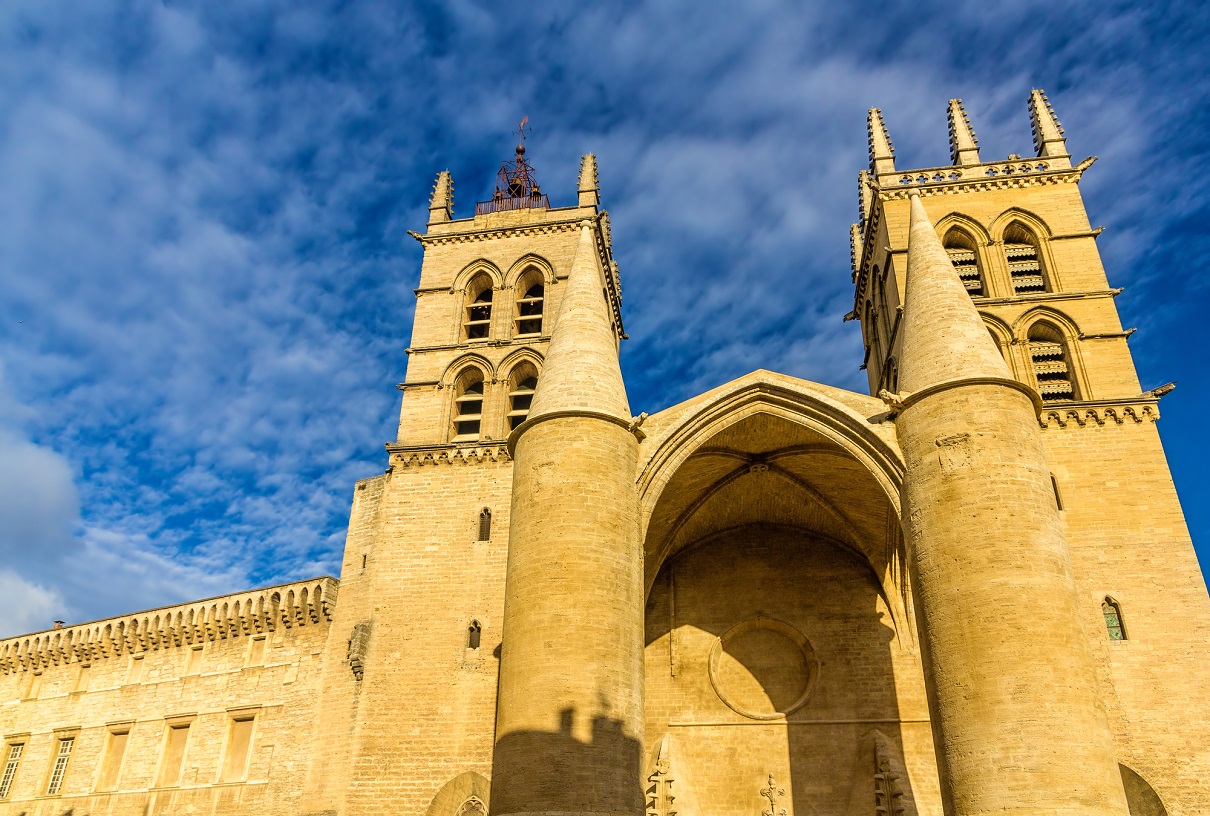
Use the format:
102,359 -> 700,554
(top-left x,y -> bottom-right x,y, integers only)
490,706 -> 643,816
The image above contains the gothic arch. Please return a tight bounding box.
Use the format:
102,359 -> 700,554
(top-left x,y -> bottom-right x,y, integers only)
424,771 -> 491,816
497,346 -> 544,377
1017,310 -> 1088,402
440,354 -> 495,387
934,211 -> 992,244
452,259 -> 503,293
989,206 -> 1054,240
1011,304 -> 1081,338
503,253 -> 556,288
636,372 -> 911,644
980,312 -> 1016,375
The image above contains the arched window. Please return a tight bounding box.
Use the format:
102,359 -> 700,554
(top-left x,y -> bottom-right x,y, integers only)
514,267 -> 545,336
467,621 -> 482,651
1028,322 -> 1079,401
1003,223 -> 1048,294
988,327 -> 1005,359
463,275 -> 494,340
506,364 -> 539,431
452,369 -> 485,442
478,508 -> 491,541
1102,597 -> 1126,641
944,228 -> 985,297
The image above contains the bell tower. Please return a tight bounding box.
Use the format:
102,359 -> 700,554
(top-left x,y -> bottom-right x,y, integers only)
303,132 -> 627,816
853,92 -> 1210,814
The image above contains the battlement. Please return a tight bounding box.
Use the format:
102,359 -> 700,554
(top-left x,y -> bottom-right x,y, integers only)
0,575 -> 337,674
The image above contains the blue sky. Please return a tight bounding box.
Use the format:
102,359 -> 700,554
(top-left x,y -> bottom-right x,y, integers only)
1,1 -> 1208,636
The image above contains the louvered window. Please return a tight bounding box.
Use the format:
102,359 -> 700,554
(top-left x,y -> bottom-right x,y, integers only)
943,230 -> 984,297
464,275 -> 494,340
452,369 -> 486,442
515,282 -> 544,336
1028,323 -> 1077,401
1003,225 -> 1047,294
508,374 -> 538,431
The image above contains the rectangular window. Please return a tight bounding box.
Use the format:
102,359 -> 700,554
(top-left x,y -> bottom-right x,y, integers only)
185,646 -> 203,676
0,743 -> 23,799
246,637 -> 266,667
220,717 -> 256,782
46,737 -> 74,795
156,724 -> 190,787
96,730 -> 129,792
74,664 -> 91,693
26,672 -> 43,699
127,655 -> 144,684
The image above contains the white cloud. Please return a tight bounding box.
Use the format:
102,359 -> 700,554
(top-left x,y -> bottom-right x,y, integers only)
0,570 -> 66,638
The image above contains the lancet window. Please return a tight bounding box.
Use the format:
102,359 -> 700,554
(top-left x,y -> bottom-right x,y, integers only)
463,275 -> 494,340
944,228 -> 985,297
1028,322 -> 1078,401
1102,597 -> 1126,641
467,620 -> 482,650
515,267 -> 545,336
1003,224 -> 1048,294
507,364 -> 539,431
478,508 -> 492,541
452,369 -> 486,442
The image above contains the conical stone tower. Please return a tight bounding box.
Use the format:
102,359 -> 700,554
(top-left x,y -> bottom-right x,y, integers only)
491,219 -> 645,816
894,194 -> 1129,815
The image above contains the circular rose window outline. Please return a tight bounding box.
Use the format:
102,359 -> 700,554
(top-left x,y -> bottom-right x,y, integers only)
707,616 -> 819,720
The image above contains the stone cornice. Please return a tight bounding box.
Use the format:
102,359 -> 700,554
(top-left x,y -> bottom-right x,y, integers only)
0,577 -> 337,674
1039,398 -> 1160,429
386,442 -> 511,467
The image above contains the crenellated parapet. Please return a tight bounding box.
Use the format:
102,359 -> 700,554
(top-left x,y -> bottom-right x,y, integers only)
0,576 -> 337,675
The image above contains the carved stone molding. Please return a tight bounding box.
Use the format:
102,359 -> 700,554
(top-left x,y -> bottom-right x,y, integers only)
1039,401 -> 1159,429
388,444 -> 512,468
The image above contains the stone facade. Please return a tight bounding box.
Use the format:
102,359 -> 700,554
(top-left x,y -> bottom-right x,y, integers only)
2,93 -> 1207,816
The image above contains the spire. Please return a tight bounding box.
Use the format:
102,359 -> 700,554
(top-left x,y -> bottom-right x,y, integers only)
947,99 -> 981,166
578,154 -> 600,208
428,170 -> 453,225
525,220 -> 630,424
867,109 -> 896,175
1029,89 -> 1068,158
897,195 -> 1012,395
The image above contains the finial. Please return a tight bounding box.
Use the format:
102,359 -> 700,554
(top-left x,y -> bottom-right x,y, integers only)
1029,89 -> 1068,158
578,154 -> 600,208
428,170 -> 453,225
947,99 -> 981,166
867,108 -> 896,175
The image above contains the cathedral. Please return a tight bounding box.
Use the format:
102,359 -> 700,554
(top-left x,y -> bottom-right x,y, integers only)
2,91 -> 1208,816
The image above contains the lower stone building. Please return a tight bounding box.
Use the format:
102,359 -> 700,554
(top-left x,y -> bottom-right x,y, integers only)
2,92 -> 1207,816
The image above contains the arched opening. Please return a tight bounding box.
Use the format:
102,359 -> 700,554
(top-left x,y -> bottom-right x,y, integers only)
478,508 -> 492,541
1103,597 -> 1126,641
451,368 -> 486,442
1028,321 -> 1079,401
463,274 -> 494,340
467,620 -> 482,651
506,364 -> 539,431
514,267 -> 545,336
639,398 -> 929,816
1003,223 -> 1049,294
944,228 -> 985,297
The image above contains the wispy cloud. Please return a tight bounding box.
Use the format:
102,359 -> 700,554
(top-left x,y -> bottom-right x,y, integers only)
1,0 -> 1207,635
